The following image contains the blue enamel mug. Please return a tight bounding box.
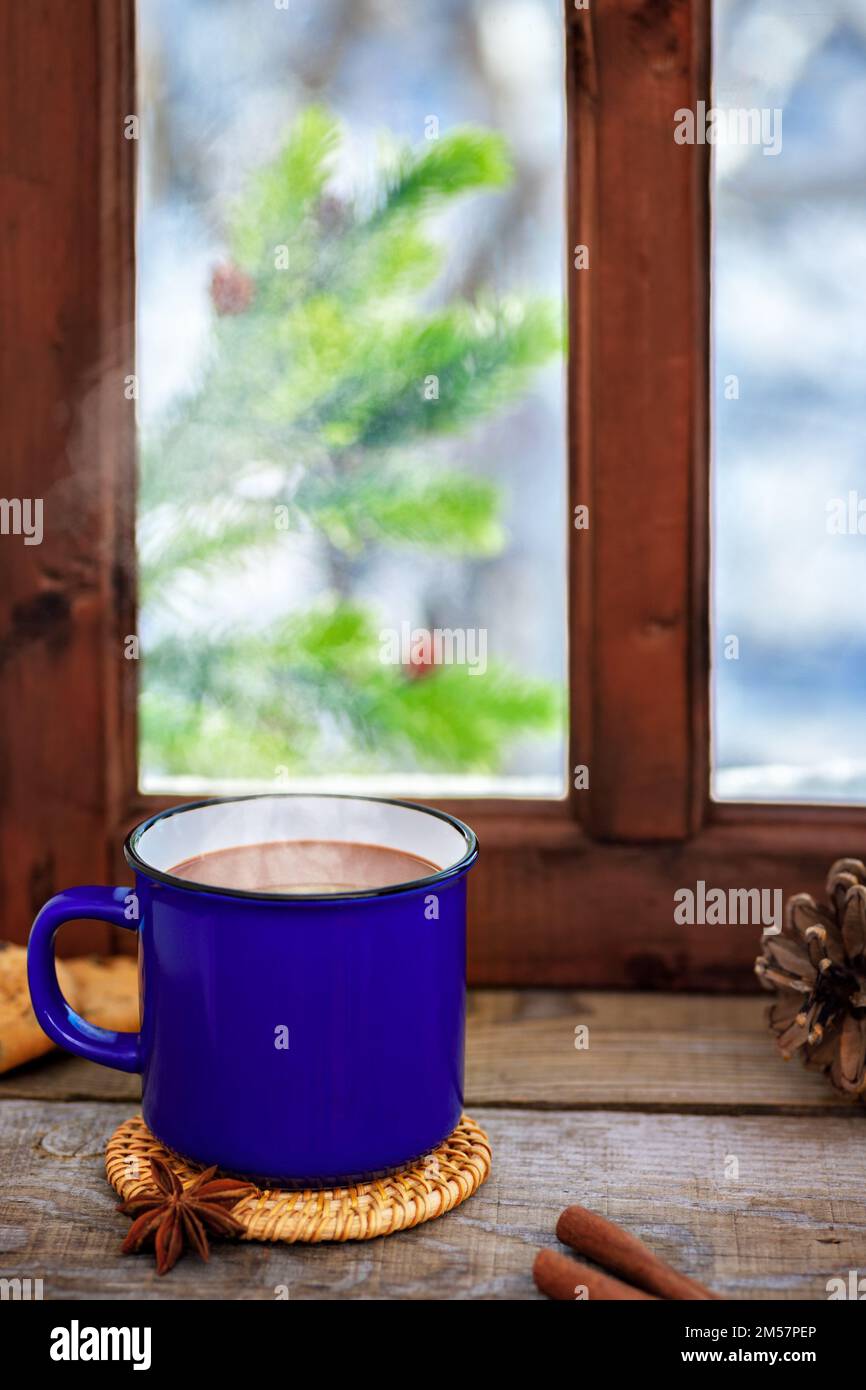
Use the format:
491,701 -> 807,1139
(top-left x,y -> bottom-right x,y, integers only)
28,794 -> 477,1184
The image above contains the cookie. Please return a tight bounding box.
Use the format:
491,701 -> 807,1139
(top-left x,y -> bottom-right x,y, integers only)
0,941 -> 81,1074
64,955 -> 140,1033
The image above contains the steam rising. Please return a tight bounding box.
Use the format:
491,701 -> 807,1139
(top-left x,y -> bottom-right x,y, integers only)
133,794 -> 471,892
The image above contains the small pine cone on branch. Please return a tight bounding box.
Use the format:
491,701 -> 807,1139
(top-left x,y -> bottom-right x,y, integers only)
755,858 -> 866,1097
210,262 -> 254,316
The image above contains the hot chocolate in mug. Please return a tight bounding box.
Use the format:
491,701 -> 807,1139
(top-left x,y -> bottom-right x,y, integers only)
27,795 -> 478,1184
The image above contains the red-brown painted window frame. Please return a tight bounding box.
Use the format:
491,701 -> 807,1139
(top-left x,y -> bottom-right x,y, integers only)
2,0 -> 860,984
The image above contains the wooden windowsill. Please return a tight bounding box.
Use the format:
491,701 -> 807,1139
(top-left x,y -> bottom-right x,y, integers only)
2,988 -> 861,1300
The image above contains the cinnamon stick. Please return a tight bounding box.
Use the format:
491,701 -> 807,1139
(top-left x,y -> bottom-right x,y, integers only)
555,1205 -> 718,1300
533,1248 -> 658,1301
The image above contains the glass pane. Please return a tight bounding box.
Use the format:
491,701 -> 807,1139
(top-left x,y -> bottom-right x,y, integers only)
136,0 -> 567,798
712,0 -> 866,802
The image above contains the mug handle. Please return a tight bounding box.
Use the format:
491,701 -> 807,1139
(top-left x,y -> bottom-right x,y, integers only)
28,887 -> 142,1073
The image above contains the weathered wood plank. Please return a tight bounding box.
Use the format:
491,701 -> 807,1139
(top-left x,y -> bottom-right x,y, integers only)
0,989 -> 853,1114
0,1051 -> 141,1104
468,988 -> 767,1029
1,992 -> 855,1116
0,1100 -> 863,1300
465,991 -> 859,1115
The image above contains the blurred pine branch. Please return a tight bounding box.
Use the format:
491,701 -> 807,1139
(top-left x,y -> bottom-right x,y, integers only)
141,109 -> 564,779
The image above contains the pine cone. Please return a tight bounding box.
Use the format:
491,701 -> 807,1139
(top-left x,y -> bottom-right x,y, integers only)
755,858 -> 866,1097
210,263 -> 254,316
316,194 -> 348,235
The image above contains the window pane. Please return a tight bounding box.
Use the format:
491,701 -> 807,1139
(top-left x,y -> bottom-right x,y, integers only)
136,0 -> 566,797
712,0 -> 866,802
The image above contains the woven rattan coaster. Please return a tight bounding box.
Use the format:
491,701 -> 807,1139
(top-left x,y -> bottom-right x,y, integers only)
106,1113 -> 491,1243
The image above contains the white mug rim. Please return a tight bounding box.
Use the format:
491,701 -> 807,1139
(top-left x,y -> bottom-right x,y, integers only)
124,793 -> 478,902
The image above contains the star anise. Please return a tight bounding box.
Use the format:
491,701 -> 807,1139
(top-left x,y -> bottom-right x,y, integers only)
118,1156 -> 256,1275
755,858 -> 866,1097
